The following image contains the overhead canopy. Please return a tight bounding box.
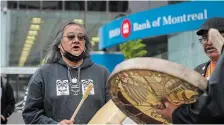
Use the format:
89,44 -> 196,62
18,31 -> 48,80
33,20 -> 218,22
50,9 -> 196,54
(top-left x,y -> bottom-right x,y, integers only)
99,1 -> 224,50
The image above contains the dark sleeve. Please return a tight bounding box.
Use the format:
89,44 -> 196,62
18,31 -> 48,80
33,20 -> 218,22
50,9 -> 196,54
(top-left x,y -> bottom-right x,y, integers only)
104,68 -> 111,103
196,51 -> 224,123
172,63 -> 208,124
22,70 -> 58,124
172,93 -> 208,124
207,51 -> 224,115
2,83 -> 16,118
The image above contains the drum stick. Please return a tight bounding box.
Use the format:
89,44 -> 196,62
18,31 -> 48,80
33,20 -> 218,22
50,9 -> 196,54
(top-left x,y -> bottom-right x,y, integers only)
70,83 -> 93,121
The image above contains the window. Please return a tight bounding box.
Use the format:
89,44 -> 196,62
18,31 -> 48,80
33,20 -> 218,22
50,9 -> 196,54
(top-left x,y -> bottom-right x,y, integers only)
7,1 -> 18,9
65,1 -> 84,11
7,1 -> 63,10
109,1 -> 128,12
42,1 -> 62,10
87,1 -> 106,11
18,1 -> 41,9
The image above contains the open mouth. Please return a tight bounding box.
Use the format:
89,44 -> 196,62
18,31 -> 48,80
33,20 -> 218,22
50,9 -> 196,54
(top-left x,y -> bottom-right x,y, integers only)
206,47 -> 216,52
72,46 -> 80,51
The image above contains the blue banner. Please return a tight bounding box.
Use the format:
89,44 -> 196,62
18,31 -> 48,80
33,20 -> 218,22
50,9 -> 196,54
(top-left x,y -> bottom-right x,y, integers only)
99,1 -> 224,50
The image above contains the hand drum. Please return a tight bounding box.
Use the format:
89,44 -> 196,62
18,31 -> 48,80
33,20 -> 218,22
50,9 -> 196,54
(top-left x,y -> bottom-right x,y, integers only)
108,57 -> 207,124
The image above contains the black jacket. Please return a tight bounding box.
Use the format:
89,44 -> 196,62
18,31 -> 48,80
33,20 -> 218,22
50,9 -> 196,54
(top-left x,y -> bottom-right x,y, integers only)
194,61 -> 210,77
1,77 -> 15,121
172,55 -> 224,124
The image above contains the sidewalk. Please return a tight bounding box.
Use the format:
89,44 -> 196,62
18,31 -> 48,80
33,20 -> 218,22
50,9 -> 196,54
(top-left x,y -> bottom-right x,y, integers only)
8,111 -> 24,124
7,111 -> 136,124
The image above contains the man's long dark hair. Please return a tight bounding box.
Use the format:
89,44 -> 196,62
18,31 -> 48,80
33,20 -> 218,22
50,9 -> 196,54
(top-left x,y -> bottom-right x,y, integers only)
45,21 -> 91,63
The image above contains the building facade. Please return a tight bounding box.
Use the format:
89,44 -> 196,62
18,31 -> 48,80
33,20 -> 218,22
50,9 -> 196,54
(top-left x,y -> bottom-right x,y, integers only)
2,1 -> 215,124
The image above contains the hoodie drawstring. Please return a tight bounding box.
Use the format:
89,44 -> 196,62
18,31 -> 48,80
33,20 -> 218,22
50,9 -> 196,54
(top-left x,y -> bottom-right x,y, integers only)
67,66 -> 81,95
67,67 -> 73,84
77,67 -> 81,83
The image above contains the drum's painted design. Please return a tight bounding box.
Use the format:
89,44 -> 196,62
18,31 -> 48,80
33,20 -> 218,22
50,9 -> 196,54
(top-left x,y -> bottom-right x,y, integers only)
109,69 -> 202,124
108,57 -> 206,124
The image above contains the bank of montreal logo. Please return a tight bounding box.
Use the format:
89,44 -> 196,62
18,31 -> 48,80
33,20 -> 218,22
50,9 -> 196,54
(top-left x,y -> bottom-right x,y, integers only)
121,19 -> 131,38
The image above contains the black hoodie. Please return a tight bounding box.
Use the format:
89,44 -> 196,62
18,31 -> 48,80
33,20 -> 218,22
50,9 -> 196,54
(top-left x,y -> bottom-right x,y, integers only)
22,57 -> 110,124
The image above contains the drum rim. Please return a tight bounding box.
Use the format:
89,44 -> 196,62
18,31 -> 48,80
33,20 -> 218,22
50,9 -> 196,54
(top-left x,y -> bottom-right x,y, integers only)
109,57 -> 207,91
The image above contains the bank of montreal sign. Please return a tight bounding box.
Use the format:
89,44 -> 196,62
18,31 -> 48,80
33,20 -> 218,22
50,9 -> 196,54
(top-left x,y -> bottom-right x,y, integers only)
99,1 -> 224,50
